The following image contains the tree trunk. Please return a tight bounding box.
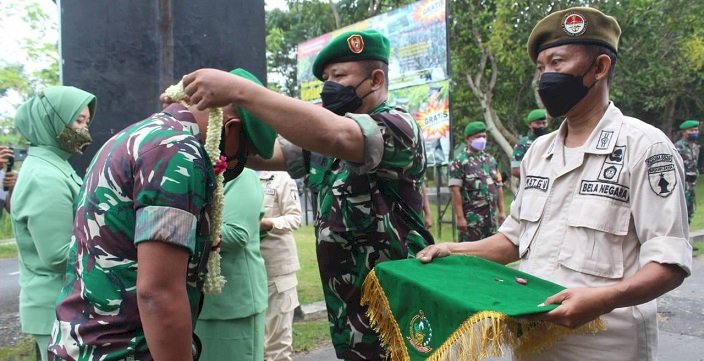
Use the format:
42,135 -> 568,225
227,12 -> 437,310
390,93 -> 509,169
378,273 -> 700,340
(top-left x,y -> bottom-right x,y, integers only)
328,0 -> 341,28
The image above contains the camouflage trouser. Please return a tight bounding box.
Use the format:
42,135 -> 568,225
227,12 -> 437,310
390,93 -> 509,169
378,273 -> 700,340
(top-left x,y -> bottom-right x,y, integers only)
316,228 -> 418,361
685,181 -> 696,224
459,208 -> 497,242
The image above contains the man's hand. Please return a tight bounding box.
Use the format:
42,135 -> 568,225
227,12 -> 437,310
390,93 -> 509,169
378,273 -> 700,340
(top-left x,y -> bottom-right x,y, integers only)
3,171 -> 16,191
498,211 -> 506,224
260,218 -> 274,231
183,69 -> 244,110
416,243 -> 452,263
424,213 -> 433,229
0,147 -> 13,169
456,216 -> 468,232
529,287 -> 615,329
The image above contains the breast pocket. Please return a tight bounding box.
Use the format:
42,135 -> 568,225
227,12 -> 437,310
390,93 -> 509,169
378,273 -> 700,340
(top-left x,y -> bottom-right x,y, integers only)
517,192 -> 548,257
559,197 -> 631,279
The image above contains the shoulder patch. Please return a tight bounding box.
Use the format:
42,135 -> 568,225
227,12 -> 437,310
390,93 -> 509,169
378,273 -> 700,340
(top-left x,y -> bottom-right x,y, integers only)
646,154 -> 677,197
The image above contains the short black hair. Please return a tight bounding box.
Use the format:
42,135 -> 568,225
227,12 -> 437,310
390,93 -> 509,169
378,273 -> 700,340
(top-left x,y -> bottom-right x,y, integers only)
359,60 -> 389,89
585,44 -> 617,83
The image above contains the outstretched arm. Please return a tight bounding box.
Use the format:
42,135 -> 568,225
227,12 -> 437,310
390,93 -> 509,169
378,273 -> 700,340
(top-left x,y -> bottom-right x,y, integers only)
182,69 -> 365,163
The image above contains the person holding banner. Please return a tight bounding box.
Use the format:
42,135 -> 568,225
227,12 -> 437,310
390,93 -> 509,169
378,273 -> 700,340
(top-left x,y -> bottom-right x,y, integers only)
174,29 -> 432,361
417,7 -> 691,361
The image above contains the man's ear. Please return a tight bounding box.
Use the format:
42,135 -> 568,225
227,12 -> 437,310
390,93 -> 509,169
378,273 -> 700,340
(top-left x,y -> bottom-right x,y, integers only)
595,54 -> 611,81
370,69 -> 385,91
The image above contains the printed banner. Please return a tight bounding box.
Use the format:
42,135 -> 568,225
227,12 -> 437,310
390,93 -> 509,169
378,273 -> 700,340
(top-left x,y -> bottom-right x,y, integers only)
297,0 -> 450,165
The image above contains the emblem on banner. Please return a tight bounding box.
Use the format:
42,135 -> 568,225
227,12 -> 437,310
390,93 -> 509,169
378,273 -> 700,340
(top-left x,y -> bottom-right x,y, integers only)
347,34 -> 365,54
407,309 -> 433,353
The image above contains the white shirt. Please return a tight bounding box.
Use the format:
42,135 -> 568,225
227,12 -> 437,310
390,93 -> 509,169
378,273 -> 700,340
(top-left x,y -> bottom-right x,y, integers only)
499,103 -> 692,361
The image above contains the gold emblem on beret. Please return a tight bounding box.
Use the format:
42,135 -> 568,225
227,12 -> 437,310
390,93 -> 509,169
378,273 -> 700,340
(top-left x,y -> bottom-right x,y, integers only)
562,12 -> 587,36
347,34 -> 365,54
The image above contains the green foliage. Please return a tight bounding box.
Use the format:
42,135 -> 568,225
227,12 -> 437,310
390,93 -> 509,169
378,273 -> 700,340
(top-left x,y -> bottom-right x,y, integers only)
294,225 -> 324,304
0,0 -> 59,125
0,335 -> 35,361
292,319 -> 330,353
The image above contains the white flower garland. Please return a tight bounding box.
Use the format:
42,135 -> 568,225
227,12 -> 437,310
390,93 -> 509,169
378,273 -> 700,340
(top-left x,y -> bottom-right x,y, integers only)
164,81 -> 226,294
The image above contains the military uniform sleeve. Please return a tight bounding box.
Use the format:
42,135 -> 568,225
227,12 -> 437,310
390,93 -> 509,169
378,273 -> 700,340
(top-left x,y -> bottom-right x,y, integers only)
511,142 -> 524,168
345,111 -> 427,175
631,141 -> 692,275
132,135 -> 209,255
269,174 -> 302,234
490,155 -> 503,186
448,157 -> 464,187
278,137 -> 308,179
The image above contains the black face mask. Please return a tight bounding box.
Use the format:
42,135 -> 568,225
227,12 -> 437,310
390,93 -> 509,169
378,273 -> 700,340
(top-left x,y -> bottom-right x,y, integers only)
320,76 -> 372,115
538,62 -> 598,117
218,129 -> 248,183
532,127 -> 547,138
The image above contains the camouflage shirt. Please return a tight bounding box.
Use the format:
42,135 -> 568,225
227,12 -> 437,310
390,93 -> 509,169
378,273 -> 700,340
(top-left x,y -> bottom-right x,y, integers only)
49,104 -> 214,361
280,104 -> 432,360
448,147 -> 503,239
676,138 -> 700,180
511,132 -> 536,169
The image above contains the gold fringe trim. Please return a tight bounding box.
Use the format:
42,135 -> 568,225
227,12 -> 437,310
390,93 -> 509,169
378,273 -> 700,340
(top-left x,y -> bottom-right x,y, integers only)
361,269 -> 410,361
362,271 -> 607,361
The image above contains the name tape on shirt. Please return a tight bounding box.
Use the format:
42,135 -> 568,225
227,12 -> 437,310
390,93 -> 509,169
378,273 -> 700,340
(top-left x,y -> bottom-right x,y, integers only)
579,180 -> 630,202
525,176 -> 549,192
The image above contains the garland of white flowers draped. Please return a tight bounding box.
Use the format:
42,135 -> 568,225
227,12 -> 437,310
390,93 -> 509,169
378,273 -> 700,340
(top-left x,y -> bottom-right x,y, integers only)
164,81 -> 226,294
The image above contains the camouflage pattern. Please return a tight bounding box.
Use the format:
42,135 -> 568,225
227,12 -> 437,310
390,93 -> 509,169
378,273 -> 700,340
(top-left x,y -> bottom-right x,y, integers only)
49,104 -> 214,361
676,138 -> 700,224
449,147 -> 503,242
283,105 -> 432,360
511,132 -> 536,169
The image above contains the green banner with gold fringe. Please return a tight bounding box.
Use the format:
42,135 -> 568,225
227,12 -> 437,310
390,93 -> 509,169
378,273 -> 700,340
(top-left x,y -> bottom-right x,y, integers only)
361,255 -> 606,361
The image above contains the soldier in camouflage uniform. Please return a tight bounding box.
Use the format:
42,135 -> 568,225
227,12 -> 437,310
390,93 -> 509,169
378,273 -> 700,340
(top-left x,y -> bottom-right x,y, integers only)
181,29 -> 432,360
511,109 -> 548,179
449,121 -> 505,242
49,69 -> 277,361
676,119 -> 700,224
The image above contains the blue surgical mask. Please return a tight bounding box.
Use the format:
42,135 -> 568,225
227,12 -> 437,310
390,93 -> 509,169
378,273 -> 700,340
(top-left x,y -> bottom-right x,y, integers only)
687,133 -> 699,142
470,137 -> 487,152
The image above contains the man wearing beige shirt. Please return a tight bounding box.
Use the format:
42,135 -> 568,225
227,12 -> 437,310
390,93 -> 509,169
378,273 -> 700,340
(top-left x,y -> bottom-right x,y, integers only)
259,171 -> 303,361
417,7 -> 692,361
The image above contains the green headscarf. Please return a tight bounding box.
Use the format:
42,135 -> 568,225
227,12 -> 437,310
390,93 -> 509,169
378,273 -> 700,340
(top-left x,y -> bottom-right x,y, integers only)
14,86 -> 97,150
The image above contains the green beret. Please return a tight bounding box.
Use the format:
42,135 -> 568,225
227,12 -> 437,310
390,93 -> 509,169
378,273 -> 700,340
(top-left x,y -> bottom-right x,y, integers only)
525,109 -> 547,125
464,121 -> 486,137
312,30 -> 390,81
679,120 -> 700,130
527,7 -> 621,63
229,68 -> 277,159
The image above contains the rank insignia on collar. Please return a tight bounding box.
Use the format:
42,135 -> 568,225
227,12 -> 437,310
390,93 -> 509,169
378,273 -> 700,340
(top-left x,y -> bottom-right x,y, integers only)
347,34 -> 365,54
562,12 -> 587,37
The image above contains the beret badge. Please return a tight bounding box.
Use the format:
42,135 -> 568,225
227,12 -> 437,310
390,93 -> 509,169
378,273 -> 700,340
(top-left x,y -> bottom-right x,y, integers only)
347,34 -> 365,54
562,12 -> 587,36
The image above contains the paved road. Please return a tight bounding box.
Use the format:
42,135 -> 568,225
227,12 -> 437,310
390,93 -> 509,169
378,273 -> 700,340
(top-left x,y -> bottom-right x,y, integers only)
294,256 -> 704,361
0,257 -> 21,347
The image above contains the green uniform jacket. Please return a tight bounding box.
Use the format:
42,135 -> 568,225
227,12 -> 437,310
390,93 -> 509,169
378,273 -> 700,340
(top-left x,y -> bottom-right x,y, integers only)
199,168 -> 268,319
11,86 -> 96,335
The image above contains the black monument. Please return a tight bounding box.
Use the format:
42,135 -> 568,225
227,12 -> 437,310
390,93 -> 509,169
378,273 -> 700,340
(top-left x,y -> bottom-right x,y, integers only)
59,0 -> 266,174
